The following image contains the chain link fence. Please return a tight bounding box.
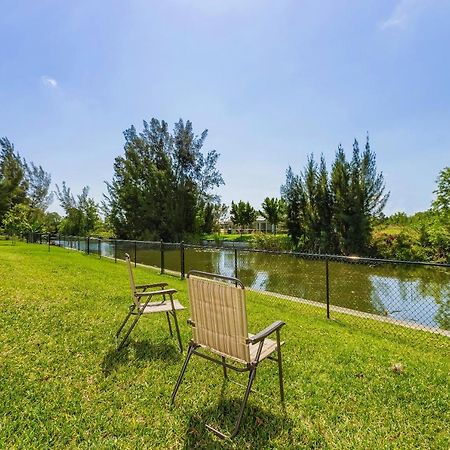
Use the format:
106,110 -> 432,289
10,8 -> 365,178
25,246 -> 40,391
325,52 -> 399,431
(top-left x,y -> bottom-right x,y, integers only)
27,233 -> 450,339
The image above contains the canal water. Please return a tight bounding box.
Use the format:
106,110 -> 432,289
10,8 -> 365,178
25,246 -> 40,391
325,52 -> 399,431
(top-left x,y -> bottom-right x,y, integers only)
60,239 -> 450,331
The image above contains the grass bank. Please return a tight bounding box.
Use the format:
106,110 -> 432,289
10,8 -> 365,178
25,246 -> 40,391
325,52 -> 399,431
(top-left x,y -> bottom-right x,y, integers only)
0,242 -> 449,449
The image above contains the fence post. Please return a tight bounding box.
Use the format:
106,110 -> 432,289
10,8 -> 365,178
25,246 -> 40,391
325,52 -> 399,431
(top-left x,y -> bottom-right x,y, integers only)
160,239 -> 165,274
114,239 -> 117,263
98,238 -> 101,258
234,247 -> 238,279
39,233 -> 42,244
180,241 -> 185,279
87,236 -> 90,255
134,241 -> 137,267
78,236 -> 80,251
48,233 -> 51,252
325,259 -> 330,319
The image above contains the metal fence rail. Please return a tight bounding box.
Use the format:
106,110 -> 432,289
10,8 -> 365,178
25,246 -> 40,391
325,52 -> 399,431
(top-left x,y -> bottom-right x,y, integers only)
27,232 -> 450,339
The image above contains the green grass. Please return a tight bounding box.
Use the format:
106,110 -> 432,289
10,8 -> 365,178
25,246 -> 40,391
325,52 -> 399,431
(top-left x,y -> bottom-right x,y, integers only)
0,242 -> 449,449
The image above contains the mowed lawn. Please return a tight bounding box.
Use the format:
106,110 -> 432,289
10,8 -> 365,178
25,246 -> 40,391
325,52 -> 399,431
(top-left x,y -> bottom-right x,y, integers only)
0,242 -> 449,449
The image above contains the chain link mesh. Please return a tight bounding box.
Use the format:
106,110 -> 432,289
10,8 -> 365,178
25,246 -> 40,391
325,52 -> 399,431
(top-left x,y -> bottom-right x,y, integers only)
33,234 -> 450,340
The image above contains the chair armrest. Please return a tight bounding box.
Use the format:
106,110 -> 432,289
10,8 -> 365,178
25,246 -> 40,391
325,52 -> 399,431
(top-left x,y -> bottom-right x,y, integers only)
134,288 -> 177,297
247,320 -> 285,344
135,282 -> 168,290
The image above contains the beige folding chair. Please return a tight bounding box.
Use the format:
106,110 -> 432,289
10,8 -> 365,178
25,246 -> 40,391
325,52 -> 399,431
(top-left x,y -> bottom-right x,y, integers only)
115,253 -> 185,352
171,270 -> 285,439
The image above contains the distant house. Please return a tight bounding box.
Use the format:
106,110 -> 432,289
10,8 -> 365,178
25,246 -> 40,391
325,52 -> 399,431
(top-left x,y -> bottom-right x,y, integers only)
220,215 -> 273,234
255,215 -> 273,233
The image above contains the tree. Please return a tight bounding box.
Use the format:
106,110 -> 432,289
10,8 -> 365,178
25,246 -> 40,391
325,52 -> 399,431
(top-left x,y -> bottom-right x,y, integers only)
0,137 -> 28,223
56,182 -> 99,236
43,212 -> 62,234
429,167 -> 450,260
105,118 -> 224,240
330,144 -> 352,253
282,136 -> 389,255
281,166 -> 306,247
432,167 -> 450,213
24,161 -> 52,210
260,197 -> 285,234
2,203 -> 31,240
230,201 -> 257,233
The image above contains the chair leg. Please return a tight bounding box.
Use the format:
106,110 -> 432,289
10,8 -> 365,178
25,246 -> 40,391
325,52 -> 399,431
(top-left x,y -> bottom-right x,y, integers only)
206,367 -> 257,439
166,312 -> 173,337
116,313 -> 141,351
171,343 -> 196,404
276,329 -> 284,403
115,307 -> 133,339
222,356 -> 228,379
171,309 -> 183,353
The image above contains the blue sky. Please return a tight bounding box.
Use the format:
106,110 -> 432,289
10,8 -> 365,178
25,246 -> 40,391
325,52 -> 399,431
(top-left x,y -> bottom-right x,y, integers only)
1,0 -> 450,215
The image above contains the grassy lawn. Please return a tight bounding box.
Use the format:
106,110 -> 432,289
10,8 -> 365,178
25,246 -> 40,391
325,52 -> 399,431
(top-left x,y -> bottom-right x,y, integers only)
0,242 -> 449,449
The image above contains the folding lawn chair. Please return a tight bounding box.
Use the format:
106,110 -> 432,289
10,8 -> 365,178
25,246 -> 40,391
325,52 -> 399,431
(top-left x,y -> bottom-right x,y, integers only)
115,253 -> 185,352
171,270 -> 285,439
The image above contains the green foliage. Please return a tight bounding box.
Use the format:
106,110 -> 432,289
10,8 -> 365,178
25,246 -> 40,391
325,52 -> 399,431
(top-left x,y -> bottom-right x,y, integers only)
250,233 -> 292,250
105,118 -> 223,241
56,182 -> 100,236
282,136 -> 389,255
372,167 -> 450,262
2,203 -> 31,237
24,160 -> 53,210
373,210 -> 450,263
432,167 -> 450,213
0,137 -> 28,223
371,228 -> 430,261
0,137 -> 53,238
230,200 -> 257,232
260,197 -> 285,234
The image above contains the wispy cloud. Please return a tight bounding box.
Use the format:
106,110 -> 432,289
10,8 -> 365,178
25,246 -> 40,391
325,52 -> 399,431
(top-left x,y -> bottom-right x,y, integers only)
379,0 -> 426,30
41,75 -> 58,88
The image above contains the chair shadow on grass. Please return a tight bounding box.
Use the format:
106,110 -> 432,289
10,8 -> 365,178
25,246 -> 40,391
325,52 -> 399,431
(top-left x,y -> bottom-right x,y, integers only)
101,338 -> 182,377
182,388 -> 293,449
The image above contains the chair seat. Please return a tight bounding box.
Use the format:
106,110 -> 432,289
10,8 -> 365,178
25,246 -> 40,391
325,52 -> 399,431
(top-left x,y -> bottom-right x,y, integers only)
139,299 -> 185,314
248,333 -> 284,362
198,333 -> 284,364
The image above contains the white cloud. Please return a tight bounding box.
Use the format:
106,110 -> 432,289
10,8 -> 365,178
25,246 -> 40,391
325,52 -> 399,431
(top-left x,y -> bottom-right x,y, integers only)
379,0 -> 427,30
41,75 -> 58,88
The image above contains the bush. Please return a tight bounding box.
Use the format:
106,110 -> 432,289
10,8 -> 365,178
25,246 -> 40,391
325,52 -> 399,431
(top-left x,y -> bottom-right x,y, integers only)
249,233 -> 292,251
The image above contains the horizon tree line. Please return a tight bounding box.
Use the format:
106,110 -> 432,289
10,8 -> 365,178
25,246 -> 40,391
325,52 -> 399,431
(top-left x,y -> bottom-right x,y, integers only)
3,125 -> 448,260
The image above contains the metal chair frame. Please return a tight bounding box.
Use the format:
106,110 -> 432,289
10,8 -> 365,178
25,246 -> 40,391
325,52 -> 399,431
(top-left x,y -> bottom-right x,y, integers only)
115,254 -> 184,352
171,270 -> 285,439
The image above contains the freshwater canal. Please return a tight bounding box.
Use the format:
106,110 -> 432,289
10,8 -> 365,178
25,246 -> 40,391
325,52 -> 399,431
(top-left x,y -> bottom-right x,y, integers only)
63,238 -> 450,331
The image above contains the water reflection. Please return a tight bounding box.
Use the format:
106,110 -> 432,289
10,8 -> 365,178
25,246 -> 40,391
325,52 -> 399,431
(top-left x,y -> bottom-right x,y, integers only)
183,248 -> 449,330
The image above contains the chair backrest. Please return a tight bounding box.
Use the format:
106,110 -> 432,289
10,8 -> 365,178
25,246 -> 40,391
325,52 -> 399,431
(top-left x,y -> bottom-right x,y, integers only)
125,253 -> 139,306
188,271 -> 250,363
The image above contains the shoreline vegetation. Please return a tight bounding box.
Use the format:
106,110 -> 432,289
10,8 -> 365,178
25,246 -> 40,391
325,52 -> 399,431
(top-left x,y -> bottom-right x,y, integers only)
2,129 -> 449,264
201,221 -> 450,263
